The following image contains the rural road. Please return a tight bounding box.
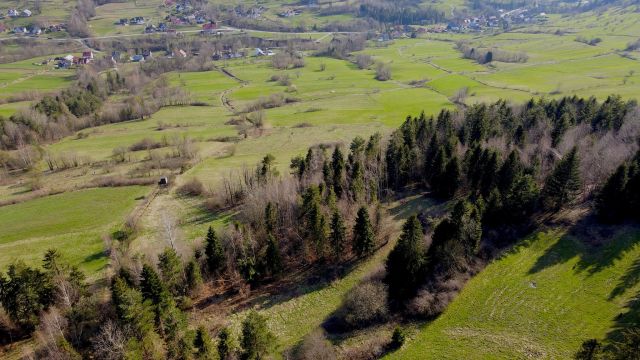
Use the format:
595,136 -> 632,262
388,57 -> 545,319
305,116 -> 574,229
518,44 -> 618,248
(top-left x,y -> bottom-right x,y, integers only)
0,26 -> 362,43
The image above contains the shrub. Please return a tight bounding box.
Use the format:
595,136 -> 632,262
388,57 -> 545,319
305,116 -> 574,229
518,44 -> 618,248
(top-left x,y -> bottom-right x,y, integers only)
355,54 -> 374,69
176,178 -> 205,197
295,330 -> 336,360
340,281 -> 388,328
375,62 -> 391,81
390,327 -> 406,349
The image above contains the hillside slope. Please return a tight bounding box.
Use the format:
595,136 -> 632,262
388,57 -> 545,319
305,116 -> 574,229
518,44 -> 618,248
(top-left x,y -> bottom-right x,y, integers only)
387,226 -> 640,359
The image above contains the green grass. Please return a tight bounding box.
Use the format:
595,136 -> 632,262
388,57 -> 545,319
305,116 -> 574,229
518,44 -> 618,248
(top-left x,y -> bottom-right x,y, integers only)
0,186 -> 150,276
387,227 -> 640,359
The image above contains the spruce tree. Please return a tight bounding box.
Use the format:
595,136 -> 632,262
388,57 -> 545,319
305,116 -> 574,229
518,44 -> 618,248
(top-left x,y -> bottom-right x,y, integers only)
264,234 -> 283,276
158,247 -> 185,296
385,215 -> 426,300
331,147 -> 345,198
205,226 -> 225,275
350,160 -> 365,202
194,326 -> 215,359
140,264 -> 167,306
439,156 -> 461,199
330,210 -> 347,259
302,186 -> 328,253
185,260 -> 203,294
264,202 -> 278,234
542,147 -> 581,211
596,164 -> 628,223
218,327 -> 234,360
241,311 -> 275,360
353,207 -> 375,257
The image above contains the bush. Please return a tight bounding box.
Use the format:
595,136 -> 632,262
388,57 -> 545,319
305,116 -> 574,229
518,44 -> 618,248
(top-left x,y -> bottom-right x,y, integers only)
339,281 -> 388,328
375,62 -> 391,81
390,327 -> 406,349
295,330 -> 336,360
176,178 -> 205,197
355,54 -> 374,69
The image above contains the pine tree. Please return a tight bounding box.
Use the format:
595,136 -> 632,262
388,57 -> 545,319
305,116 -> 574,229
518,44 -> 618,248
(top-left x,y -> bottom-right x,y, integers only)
302,186 -> 328,253
205,226 -> 225,275
194,326 -> 215,359
498,150 -> 523,193
140,264 -> 167,306
331,147 -> 345,198
542,147 -> 581,211
241,311 -> 275,360
451,200 -> 482,259
264,234 -> 283,276
439,156 -> 461,199
185,260 -> 203,294
350,160 -> 365,202
218,327 -> 234,360
596,164 -> 628,223
264,202 -> 278,234
330,210 -> 347,259
158,247 -> 184,296
353,207 -> 375,257
385,215 -> 426,300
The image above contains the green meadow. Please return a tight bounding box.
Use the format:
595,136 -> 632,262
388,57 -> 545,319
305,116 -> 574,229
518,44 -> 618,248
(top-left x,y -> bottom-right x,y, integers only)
386,228 -> 640,359
0,186 -> 149,276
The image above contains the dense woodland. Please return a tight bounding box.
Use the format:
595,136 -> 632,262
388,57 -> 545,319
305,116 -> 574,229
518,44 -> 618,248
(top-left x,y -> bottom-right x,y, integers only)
2,94 -> 639,358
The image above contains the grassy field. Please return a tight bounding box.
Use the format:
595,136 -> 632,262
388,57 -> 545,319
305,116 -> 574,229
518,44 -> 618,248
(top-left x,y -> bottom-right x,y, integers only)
0,186 -> 150,276
0,55 -> 76,99
386,227 -> 640,359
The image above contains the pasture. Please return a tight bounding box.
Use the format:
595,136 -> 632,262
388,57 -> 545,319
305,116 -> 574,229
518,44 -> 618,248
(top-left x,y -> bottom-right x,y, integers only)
0,186 -> 150,276
386,228 -> 640,359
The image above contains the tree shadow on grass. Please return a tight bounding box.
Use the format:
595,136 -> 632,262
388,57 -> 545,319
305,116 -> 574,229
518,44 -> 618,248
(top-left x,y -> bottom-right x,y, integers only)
528,216 -> 640,276
604,288 -> 640,347
194,257 -> 362,315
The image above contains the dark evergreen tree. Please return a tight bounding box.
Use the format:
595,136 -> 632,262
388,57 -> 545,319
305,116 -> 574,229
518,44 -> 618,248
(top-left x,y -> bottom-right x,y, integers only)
241,311 -> 275,360
194,326 -> 215,359
332,147 -> 346,198
264,202 -> 278,234
218,327 -> 234,360
385,215 -> 426,300
353,207 -> 375,257
205,226 -> 225,275
185,260 -> 203,294
138,267 -> 159,298
542,147 -> 581,211
158,247 -> 185,296
596,164 -> 628,223
0,262 -> 54,331
264,234 -> 283,276
330,210 -> 347,259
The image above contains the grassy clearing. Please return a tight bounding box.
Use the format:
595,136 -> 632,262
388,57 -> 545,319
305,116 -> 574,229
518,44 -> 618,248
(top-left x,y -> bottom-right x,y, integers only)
387,227 -> 640,359
0,186 -> 150,276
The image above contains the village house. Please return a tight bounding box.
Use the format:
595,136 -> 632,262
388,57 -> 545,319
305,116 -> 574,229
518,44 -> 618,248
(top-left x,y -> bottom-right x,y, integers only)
130,54 -> 145,62
130,16 -> 145,25
8,9 -> 20,18
201,21 -> 217,34
22,9 -> 32,17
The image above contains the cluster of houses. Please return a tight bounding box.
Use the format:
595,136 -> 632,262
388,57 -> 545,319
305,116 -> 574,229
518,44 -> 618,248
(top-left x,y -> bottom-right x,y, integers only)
55,51 -> 94,69
6,23 -> 66,36
0,9 -> 32,19
117,16 -> 146,26
445,8 -> 548,33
